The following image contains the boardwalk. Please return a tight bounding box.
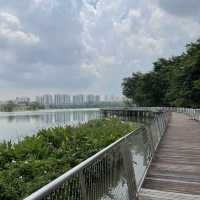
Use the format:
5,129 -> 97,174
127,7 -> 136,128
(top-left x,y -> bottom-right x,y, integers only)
140,112 -> 200,199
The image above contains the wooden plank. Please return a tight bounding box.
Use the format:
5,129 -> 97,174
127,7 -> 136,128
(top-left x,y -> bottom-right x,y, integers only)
143,177 -> 200,195
141,112 -> 200,197
139,189 -> 200,200
147,171 -> 200,182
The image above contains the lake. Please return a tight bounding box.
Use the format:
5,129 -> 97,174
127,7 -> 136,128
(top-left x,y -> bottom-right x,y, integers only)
0,108 -> 101,142
0,108 -> 152,199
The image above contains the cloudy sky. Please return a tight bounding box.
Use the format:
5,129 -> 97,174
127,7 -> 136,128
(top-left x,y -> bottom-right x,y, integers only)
0,0 -> 200,100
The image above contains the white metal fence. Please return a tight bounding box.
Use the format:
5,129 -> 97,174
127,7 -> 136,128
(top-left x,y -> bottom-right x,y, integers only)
24,109 -> 170,200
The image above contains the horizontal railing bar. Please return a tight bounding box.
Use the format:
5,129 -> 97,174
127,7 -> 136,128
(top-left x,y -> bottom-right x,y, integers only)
24,126 -> 145,200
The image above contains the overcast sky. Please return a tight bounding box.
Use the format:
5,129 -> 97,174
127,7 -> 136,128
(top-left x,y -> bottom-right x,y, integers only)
0,0 -> 200,100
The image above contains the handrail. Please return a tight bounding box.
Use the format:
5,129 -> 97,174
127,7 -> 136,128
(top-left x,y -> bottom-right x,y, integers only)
24,128 -> 143,200
102,107 -> 200,121
24,109 -> 170,200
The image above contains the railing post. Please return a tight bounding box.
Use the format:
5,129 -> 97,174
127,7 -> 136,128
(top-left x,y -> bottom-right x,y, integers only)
79,170 -> 87,200
146,124 -> 155,156
154,115 -> 161,138
121,142 -> 138,200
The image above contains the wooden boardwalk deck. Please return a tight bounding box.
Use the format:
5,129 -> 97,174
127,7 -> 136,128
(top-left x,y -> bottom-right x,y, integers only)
140,112 -> 200,199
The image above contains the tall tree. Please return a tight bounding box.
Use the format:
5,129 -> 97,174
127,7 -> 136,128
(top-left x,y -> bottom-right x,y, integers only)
122,39 -> 200,107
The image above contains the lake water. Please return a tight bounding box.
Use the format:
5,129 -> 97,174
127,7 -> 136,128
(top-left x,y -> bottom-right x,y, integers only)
0,108 -> 101,142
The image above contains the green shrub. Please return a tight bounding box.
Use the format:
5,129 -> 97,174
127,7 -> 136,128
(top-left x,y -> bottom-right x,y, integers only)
0,118 -> 138,200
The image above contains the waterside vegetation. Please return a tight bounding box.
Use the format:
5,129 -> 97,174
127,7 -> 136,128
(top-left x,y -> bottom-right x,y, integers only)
0,118 -> 138,200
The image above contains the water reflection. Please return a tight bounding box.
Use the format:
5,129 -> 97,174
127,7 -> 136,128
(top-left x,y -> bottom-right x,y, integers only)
0,109 -> 100,142
80,127 -> 151,200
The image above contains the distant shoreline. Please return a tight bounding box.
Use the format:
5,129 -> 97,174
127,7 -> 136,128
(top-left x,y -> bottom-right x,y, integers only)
0,102 -> 126,113
0,107 -> 100,114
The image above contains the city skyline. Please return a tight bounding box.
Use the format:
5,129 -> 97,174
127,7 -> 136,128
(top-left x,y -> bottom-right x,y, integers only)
0,93 -> 125,104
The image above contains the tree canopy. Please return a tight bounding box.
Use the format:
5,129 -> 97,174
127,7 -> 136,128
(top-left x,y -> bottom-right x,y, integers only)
122,39 -> 200,108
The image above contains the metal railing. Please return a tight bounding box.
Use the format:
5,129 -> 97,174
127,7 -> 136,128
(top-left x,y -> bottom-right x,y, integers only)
106,106 -> 200,120
24,109 -> 170,200
156,107 -> 200,121
178,108 -> 200,121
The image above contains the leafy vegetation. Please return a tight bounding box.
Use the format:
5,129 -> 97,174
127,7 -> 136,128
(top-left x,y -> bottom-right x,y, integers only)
0,118 -> 137,200
122,39 -> 200,108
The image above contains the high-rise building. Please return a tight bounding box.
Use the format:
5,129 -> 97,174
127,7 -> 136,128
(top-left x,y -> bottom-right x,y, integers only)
54,94 -> 71,106
103,95 -> 123,102
95,95 -> 100,103
43,94 -> 53,105
36,94 -> 53,106
64,95 -> 71,105
86,94 -> 101,104
73,95 -> 85,105
54,94 -> 60,106
86,94 -> 95,103
35,94 -> 101,106
35,96 -> 43,105
15,97 -> 30,104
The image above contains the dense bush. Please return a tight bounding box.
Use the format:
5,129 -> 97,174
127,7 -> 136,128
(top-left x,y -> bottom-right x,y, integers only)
0,118 -> 137,200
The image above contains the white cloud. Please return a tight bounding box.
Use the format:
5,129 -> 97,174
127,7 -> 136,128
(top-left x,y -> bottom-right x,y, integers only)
0,12 -> 40,45
0,12 -> 21,29
80,0 -> 200,74
33,0 -> 45,3
0,0 -> 200,98
77,0 -> 200,95
33,0 -> 59,11
0,28 -> 40,44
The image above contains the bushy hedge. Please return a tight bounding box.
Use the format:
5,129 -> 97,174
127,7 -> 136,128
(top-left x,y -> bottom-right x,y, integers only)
0,118 -> 137,200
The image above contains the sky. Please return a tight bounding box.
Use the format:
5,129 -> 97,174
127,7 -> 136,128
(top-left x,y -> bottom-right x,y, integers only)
0,0 -> 200,100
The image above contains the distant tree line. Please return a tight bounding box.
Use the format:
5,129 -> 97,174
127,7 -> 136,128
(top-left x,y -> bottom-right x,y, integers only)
0,101 -> 16,112
122,39 -> 200,108
50,101 -> 127,109
0,101 -> 44,112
